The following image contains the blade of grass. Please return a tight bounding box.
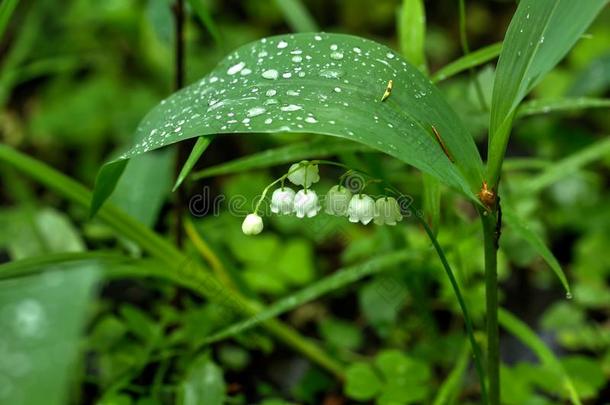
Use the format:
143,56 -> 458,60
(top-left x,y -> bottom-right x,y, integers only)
502,206 -> 570,295
173,136 -> 213,191
431,42 -> 502,83
458,0 -> 487,111
522,136 -> 610,193
432,341 -> 470,405
498,308 -> 582,405
399,0 -> 427,73
0,0 -> 19,40
517,97 -> 610,118
186,0 -> 224,50
192,138 -> 369,180
273,0 -> 318,33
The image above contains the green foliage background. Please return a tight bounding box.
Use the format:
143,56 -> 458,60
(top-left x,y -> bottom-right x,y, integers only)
1,0 -> 610,404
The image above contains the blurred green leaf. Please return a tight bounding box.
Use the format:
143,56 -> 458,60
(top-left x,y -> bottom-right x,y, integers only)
498,308 -> 581,405
399,0 -> 426,72
319,318 -> 363,351
517,97 -> 610,117
345,363 -> 382,401
91,33 -> 485,215
431,42 -> 502,83
273,0 -> 318,33
180,355 -> 226,405
503,206 -> 570,294
0,261 -> 99,405
522,137 -> 610,194
487,0 -> 606,186
0,0 -> 19,41
111,149 -> 174,227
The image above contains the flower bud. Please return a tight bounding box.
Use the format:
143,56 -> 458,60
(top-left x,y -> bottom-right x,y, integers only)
287,161 -> 320,187
325,185 -> 352,216
271,187 -> 296,215
242,213 -> 263,235
347,194 -> 375,225
293,189 -> 321,218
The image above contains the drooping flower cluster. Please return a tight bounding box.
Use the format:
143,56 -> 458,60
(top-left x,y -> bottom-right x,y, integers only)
242,160 -> 404,235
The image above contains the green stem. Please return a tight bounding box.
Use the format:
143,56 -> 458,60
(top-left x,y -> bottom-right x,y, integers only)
416,212 -> 489,404
458,0 -> 488,111
0,144 -> 345,380
480,209 -> 500,405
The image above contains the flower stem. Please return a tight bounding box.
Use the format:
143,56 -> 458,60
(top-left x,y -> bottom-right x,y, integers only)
480,208 -> 500,405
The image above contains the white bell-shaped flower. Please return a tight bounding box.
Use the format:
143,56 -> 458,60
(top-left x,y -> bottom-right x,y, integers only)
374,197 -> 403,225
293,189 -> 320,218
287,161 -> 320,187
347,194 -> 375,225
325,185 -> 352,216
270,187 -> 296,215
242,213 -> 263,235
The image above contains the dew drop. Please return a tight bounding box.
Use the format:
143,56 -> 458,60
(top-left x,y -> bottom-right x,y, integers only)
265,89 -> 277,97
240,68 -> 252,76
353,47 -> 362,54
319,69 -> 343,79
13,299 -> 45,338
227,61 -> 245,75
264,118 -> 273,124
247,107 -> 266,117
305,116 -> 318,123
330,51 -> 344,60
286,90 -> 300,96
566,292 -> 573,300
334,87 -> 342,93
291,55 -> 303,63
280,104 -> 302,112
330,44 -> 338,51
314,35 -> 322,41
386,52 -> 395,59
282,72 -> 292,78
262,69 -> 279,80
277,40 -> 288,49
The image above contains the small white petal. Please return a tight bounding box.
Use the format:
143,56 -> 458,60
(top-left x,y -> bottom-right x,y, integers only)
293,189 -> 320,218
347,194 -> 375,225
242,214 -> 263,235
271,187 -> 296,215
287,161 -> 320,187
325,185 -> 352,216
374,197 -> 403,225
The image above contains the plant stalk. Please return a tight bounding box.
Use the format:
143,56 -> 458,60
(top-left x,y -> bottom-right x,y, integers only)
480,208 -> 500,405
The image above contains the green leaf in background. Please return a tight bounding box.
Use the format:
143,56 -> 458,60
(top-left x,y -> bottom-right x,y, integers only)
180,355 -> 226,405
344,363 -> 382,401
399,0 -> 426,73
502,206 -> 570,295
273,0 -> 318,33
521,136 -> 610,194
110,148 -> 174,227
0,261 -> 99,405
498,308 -> 581,405
431,42 -> 502,83
0,0 -> 19,41
487,0 -> 607,187
192,137 -> 369,179
517,97 -> 610,118
91,32 -> 485,215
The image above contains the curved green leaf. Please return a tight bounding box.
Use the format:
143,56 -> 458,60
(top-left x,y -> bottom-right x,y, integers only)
91,32 -> 484,215
502,206 -> 570,294
192,137 -> 369,179
487,0 -> 606,186
498,308 -> 581,405
431,42 -> 502,83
